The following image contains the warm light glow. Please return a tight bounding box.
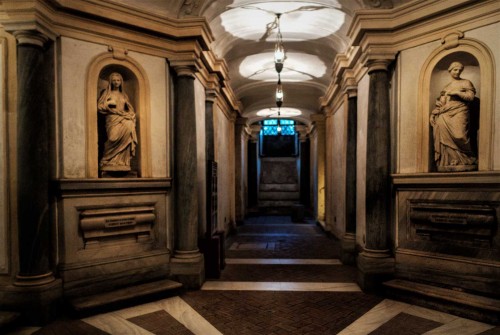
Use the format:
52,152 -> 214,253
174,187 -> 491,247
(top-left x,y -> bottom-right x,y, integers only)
221,1 -> 344,42
275,84 -> 283,101
256,107 -> 302,117
274,44 -> 285,64
239,52 -> 327,81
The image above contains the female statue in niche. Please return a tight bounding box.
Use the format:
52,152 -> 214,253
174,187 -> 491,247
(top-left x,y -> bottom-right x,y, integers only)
98,72 -> 138,173
430,61 -> 477,171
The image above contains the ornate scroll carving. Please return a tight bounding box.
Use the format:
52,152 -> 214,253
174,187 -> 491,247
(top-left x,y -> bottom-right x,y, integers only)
80,206 -> 156,248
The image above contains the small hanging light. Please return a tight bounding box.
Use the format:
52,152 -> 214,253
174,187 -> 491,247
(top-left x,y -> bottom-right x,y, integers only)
275,75 -> 283,108
274,13 -> 285,73
277,119 -> 282,134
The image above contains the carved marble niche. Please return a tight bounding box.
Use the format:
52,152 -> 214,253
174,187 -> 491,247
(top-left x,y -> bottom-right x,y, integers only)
418,32 -> 495,172
86,47 -> 152,178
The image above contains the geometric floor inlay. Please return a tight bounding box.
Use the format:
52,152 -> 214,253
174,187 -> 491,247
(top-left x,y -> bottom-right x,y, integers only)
368,312 -> 443,335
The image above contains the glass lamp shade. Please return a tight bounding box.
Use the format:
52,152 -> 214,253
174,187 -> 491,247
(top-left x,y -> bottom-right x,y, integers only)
275,81 -> 284,108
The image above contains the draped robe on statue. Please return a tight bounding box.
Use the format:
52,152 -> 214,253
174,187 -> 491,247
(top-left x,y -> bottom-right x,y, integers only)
430,78 -> 477,171
98,77 -> 138,171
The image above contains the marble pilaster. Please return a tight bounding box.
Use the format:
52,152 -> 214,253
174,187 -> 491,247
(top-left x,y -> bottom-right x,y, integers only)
234,117 -> 249,225
357,60 -> 394,291
341,91 -> 358,265
310,114 -> 326,225
247,126 -> 260,211
171,65 -> 204,288
296,126 -> 310,210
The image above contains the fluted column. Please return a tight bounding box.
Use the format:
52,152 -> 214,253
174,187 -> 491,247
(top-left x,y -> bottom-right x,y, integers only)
172,65 -> 204,287
341,88 -> 358,265
357,59 -> 394,290
14,30 -> 55,287
205,90 -> 217,236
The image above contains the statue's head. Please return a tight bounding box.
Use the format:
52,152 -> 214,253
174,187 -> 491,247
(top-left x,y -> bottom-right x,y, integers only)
448,62 -> 464,72
109,72 -> 124,91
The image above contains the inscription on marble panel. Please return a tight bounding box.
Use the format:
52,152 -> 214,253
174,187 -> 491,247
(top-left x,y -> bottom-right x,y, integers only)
408,202 -> 497,247
80,205 -> 155,248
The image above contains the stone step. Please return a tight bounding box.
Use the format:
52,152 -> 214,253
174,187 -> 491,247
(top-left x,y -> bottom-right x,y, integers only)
259,183 -> 299,192
384,279 -> 500,324
258,200 -> 300,207
258,191 -> 300,200
70,279 -> 182,311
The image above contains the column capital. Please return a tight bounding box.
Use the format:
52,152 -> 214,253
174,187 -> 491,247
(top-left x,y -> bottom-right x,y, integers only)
205,88 -> 219,103
13,30 -> 49,47
295,125 -> 309,142
173,64 -> 198,78
310,113 -> 326,124
235,117 -> 249,126
342,76 -> 358,98
249,124 -> 261,142
363,57 -> 393,74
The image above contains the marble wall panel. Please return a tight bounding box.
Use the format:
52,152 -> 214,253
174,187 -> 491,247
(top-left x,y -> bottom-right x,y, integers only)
398,41 -> 440,174
127,51 -> 168,178
0,40 -> 7,274
356,74 -> 369,248
195,79 -> 206,236
213,104 -> 235,232
467,23 -> 500,170
60,37 -> 107,178
332,103 -> 347,237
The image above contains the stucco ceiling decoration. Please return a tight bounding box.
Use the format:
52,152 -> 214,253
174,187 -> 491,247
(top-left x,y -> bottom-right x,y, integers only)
215,0 -> 348,125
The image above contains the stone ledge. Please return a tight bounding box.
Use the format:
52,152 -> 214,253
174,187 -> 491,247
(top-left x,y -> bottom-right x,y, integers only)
69,279 -> 182,311
384,279 -> 500,324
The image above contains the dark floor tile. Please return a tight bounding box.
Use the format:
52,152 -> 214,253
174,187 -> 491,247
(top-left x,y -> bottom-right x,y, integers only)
182,290 -> 383,335
478,327 -> 500,335
368,312 -> 443,335
127,310 -> 194,335
32,319 -> 110,335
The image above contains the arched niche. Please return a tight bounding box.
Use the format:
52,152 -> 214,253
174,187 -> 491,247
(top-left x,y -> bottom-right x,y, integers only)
418,33 -> 495,172
86,50 -> 151,178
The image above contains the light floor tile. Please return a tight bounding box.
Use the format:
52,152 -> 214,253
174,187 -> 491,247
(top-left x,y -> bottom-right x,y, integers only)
202,281 -> 361,292
405,304 -> 459,324
422,318 -> 495,335
337,299 -> 410,335
155,296 -> 223,335
83,313 -> 154,335
225,258 -> 342,265
337,299 -> 497,335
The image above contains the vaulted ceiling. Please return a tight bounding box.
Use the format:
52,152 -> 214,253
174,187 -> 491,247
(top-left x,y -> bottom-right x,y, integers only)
111,0 -> 409,125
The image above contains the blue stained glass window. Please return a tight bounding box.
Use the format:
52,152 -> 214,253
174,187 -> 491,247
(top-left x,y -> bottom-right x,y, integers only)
261,119 -> 295,136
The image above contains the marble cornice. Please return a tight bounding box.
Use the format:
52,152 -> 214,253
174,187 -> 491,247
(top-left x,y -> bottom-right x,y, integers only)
350,0 -> 498,55
0,0 -> 213,57
392,171 -> 500,189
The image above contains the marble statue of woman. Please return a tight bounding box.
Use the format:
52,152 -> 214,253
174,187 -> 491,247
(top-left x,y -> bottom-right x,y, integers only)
430,61 -> 477,171
98,72 -> 138,172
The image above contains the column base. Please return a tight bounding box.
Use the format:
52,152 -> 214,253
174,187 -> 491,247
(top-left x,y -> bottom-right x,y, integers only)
171,251 -> 205,289
340,233 -> 356,265
0,278 -> 62,325
357,249 -> 394,292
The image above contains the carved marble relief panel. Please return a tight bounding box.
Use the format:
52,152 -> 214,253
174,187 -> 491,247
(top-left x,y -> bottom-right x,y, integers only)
406,200 -> 498,254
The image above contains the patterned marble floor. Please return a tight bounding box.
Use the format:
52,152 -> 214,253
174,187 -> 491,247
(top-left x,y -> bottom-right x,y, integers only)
5,216 -> 499,335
